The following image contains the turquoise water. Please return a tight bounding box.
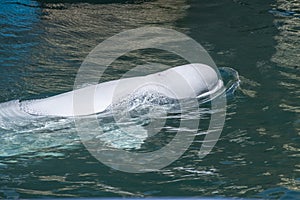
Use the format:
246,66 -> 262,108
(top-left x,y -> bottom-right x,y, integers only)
0,0 -> 299,199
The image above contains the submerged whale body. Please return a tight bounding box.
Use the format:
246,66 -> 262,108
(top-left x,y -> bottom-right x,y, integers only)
4,63 -> 224,118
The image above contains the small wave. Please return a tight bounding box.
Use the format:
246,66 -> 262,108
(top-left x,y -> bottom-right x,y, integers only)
220,67 -> 240,96
0,100 -> 40,130
269,9 -> 300,18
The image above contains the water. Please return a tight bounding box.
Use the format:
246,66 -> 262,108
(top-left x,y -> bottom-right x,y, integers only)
0,0 -> 299,199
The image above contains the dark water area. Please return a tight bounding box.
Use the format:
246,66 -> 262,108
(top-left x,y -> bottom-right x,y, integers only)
0,0 -> 299,199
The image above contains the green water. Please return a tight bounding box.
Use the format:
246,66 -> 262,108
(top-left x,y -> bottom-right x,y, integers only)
0,0 -> 299,199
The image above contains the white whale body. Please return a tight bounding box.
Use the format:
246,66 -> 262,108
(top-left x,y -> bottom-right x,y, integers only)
4,63 -> 224,118
0,63 -> 227,156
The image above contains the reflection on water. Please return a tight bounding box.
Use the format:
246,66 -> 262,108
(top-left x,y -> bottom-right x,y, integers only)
0,0 -> 41,100
270,1 -> 300,195
271,0 -> 300,114
271,0 -> 300,68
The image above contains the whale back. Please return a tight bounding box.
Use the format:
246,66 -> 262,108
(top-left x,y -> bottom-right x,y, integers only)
20,63 -> 223,117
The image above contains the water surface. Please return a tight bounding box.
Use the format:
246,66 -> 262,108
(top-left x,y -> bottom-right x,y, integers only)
0,0 -> 299,199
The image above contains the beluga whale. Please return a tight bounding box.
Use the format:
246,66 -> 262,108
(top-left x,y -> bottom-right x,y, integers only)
0,63 -> 224,119
0,63 -> 229,157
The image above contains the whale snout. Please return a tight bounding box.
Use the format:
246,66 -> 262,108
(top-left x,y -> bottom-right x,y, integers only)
170,63 -> 223,97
